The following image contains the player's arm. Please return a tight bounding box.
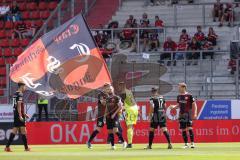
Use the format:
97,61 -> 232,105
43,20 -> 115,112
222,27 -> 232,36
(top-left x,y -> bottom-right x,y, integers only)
111,100 -> 123,119
17,101 -> 24,121
192,102 -> 198,119
169,103 -> 179,109
129,91 -> 136,105
149,100 -> 154,121
99,96 -> 106,106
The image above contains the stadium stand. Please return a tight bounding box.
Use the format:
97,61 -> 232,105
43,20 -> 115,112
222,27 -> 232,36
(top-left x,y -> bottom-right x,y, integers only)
0,0 -> 59,98
108,0 -> 239,100
1,0 -> 240,102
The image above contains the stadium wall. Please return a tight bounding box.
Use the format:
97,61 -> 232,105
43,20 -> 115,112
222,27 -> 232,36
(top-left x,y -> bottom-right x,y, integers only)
1,100 -> 240,145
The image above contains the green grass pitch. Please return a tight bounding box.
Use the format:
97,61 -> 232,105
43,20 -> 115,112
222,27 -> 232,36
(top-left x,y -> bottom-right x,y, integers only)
1,143 -> 240,160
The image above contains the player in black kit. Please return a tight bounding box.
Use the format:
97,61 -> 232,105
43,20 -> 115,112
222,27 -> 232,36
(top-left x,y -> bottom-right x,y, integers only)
170,83 -> 198,148
5,82 -> 30,152
145,87 -> 172,149
87,83 -> 110,149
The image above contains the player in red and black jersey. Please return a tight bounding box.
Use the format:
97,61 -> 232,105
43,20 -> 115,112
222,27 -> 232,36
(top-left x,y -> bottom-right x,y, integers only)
170,83 -> 197,149
105,86 -> 127,150
5,82 -> 30,152
87,83 -> 110,149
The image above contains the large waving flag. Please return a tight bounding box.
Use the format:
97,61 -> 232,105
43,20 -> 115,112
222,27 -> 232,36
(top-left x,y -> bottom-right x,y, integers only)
10,14 -> 112,99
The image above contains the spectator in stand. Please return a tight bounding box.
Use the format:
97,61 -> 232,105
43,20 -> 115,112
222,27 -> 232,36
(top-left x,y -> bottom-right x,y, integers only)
228,58 -> 236,74
187,37 -> 201,65
212,0 -> 223,22
0,0 -> 10,21
159,37 -> 177,65
94,31 -> 108,48
172,0 -> 194,4
107,21 -> 118,38
219,3 -> 233,27
207,27 -> 218,46
179,29 -> 191,44
194,26 -> 205,45
12,21 -> 36,39
140,22 -> 149,52
120,23 -> 135,42
148,30 -> 159,51
202,40 -> 214,59
7,1 -> 21,22
150,0 -> 160,6
140,13 -> 150,27
175,38 -> 188,60
126,15 -> 137,28
155,15 -> 164,28
12,21 -> 26,39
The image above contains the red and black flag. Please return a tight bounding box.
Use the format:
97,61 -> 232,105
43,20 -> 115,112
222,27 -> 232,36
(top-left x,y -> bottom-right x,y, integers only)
10,14 -> 112,99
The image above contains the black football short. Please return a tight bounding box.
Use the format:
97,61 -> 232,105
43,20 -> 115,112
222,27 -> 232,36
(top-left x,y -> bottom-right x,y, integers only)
179,113 -> 193,129
150,115 -> 167,129
96,117 -> 104,128
106,116 -> 119,130
14,116 -> 26,127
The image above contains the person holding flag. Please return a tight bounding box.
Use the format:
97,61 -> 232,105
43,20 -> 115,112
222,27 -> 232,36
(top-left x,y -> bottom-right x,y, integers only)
118,81 -> 138,148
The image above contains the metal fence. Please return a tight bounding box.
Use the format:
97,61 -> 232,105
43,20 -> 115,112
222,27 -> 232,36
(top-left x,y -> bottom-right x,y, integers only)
109,53 -> 240,100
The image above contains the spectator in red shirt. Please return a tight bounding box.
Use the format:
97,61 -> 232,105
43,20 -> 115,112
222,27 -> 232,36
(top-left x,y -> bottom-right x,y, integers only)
120,23 -> 135,42
176,38 -> 188,60
155,15 -> 164,27
179,29 -> 191,44
159,37 -> 177,65
212,0 -> 223,22
228,58 -> 236,74
194,26 -> 205,44
202,40 -> 214,59
207,27 -> 218,46
219,3 -> 233,27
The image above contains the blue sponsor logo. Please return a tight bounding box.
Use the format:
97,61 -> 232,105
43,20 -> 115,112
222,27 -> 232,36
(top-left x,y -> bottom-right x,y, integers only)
199,100 -> 231,120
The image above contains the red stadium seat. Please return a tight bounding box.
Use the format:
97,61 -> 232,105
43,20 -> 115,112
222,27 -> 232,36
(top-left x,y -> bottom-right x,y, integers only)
0,30 -> 6,38
0,21 -> 4,29
0,58 -> 5,66
5,57 -> 16,64
40,11 -> 50,19
10,39 -> 20,47
5,21 -> 13,29
21,12 -> 30,20
0,39 -> 9,47
0,78 -> 6,87
34,20 -> 43,28
49,2 -> 58,10
21,38 -> 30,47
31,11 -> 40,19
0,67 -> 6,76
5,30 -> 12,38
18,2 -> 26,11
25,20 -> 32,27
13,47 -> 23,56
0,90 -> 4,96
3,48 -> 12,57
28,2 -> 37,10
39,2 -> 48,10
